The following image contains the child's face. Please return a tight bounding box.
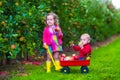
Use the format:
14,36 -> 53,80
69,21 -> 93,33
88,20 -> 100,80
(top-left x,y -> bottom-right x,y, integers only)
46,15 -> 55,26
80,35 -> 89,45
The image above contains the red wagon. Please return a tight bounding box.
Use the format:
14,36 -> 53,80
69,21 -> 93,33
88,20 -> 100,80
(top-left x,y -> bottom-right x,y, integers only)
60,60 -> 90,73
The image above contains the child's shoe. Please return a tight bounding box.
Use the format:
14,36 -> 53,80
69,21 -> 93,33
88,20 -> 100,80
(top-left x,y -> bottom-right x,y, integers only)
46,61 -> 51,73
55,61 -> 62,71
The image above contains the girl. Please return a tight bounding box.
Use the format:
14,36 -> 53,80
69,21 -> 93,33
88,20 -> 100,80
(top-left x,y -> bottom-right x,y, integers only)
42,12 -> 63,73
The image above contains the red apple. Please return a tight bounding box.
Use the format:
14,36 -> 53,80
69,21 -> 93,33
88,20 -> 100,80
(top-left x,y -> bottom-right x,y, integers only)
60,54 -> 66,61
61,53 -> 66,57
55,27 -> 60,32
11,44 -> 16,49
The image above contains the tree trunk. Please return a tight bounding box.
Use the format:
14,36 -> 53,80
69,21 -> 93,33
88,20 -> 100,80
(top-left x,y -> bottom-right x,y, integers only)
24,47 -> 28,61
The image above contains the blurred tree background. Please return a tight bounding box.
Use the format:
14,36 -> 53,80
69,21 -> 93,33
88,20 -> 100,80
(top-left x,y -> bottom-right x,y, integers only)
0,0 -> 120,63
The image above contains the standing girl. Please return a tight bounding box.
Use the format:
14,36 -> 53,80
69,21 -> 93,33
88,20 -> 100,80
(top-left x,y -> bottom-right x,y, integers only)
42,12 -> 63,73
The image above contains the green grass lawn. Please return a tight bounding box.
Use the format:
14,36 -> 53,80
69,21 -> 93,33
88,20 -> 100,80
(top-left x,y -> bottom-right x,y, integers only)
7,37 -> 120,80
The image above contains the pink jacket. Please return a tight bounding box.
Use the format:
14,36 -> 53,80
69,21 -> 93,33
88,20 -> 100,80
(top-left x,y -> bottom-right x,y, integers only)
42,25 -> 63,45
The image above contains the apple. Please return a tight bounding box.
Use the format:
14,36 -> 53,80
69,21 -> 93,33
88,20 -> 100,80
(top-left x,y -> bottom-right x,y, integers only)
11,44 -> 16,49
72,54 -> 76,56
86,56 -> 90,60
0,1 -> 2,6
73,55 -> 78,60
60,54 -> 66,61
1,21 -> 5,25
19,36 -> 25,41
71,54 -> 75,60
55,27 -> 60,32
64,56 -> 71,61
61,53 -> 66,57
15,2 -> 19,6
78,41 -> 82,45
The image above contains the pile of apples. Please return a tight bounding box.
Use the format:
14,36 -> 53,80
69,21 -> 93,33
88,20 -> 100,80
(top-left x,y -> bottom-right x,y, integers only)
60,53 -> 78,61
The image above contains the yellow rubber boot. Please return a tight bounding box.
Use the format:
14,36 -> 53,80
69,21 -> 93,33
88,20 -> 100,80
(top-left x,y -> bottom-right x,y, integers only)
46,61 -> 51,73
55,61 -> 62,71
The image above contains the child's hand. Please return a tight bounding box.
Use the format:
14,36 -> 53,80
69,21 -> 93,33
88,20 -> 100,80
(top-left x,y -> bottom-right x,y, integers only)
43,43 -> 48,49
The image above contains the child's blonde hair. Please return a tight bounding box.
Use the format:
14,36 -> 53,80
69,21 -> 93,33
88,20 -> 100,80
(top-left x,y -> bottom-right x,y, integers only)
44,12 -> 59,26
81,33 -> 91,43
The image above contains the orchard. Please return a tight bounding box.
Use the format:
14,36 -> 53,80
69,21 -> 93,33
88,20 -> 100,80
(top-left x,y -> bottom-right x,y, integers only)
0,0 -> 120,65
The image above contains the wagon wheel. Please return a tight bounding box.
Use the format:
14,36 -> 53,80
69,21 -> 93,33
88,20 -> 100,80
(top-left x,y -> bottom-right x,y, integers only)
80,66 -> 89,73
61,67 -> 70,74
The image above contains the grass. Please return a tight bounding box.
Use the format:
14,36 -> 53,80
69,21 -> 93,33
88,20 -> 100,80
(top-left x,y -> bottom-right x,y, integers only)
4,37 -> 120,80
